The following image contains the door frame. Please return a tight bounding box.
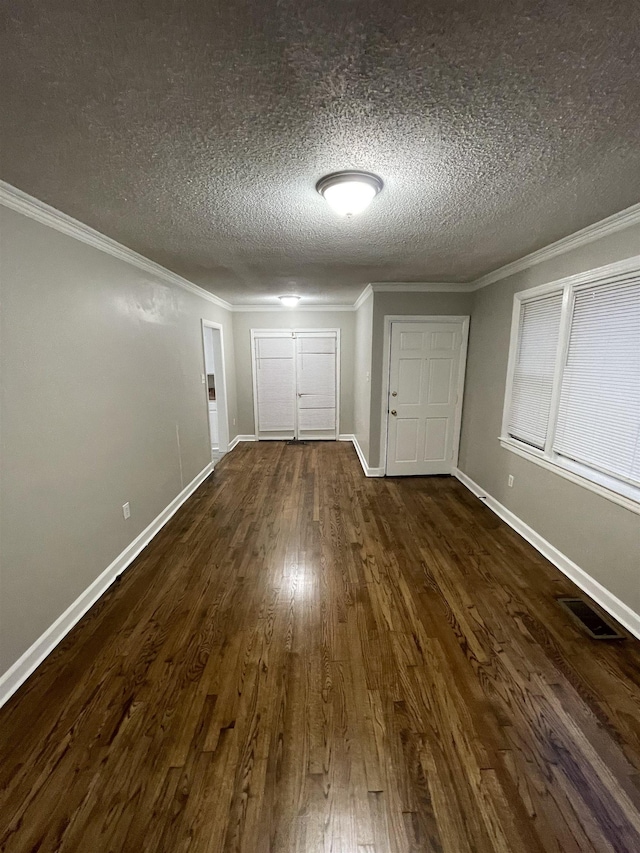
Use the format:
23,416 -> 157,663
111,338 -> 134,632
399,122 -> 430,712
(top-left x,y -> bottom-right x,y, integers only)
380,315 -> 470,475
201,320 -> 230,458
250,328 -> 341,440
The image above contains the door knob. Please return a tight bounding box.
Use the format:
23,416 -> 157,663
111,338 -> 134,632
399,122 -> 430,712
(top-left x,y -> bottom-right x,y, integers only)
391,391 -> 397,397
391,409 -> 397,416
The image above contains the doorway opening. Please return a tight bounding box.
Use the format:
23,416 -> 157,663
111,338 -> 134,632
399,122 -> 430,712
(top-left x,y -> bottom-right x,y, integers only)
201,321 -> 230,464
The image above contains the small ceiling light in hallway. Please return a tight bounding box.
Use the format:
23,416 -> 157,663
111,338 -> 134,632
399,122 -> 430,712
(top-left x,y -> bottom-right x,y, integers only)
279,295 -> 301,307
316,171 -> 383,217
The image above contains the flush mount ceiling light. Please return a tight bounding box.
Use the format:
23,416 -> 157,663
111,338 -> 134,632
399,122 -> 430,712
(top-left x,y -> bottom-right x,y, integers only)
316,170 -> 383,217
279,295 -> 301,307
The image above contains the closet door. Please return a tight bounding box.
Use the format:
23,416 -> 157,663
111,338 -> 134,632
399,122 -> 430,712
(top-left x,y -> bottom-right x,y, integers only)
253,334 -> 296,439
296,333 -> 338,440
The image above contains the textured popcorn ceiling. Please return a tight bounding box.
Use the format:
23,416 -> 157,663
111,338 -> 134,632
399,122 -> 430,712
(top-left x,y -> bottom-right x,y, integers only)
2,1 -> 639,304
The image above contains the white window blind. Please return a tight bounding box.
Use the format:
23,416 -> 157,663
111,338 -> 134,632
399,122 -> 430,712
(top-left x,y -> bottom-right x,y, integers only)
507,293 -> 563,449
553,278 -> 640,486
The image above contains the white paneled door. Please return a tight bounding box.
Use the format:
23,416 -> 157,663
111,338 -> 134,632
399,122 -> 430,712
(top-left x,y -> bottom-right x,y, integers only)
252,330 -> 338,440
386,320 -> 468,476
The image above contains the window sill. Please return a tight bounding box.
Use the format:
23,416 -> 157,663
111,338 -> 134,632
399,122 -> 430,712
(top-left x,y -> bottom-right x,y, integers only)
499,437 -> 640,515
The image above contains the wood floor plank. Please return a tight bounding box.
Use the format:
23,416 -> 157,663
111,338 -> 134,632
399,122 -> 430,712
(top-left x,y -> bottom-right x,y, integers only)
1,441 -> 640,852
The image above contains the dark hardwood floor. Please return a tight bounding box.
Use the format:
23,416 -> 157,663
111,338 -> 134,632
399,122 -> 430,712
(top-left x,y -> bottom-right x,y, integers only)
2,441 -> 640,852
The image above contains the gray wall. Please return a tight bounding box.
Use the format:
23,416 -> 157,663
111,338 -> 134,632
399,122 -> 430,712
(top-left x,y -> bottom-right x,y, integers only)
354,293 -> 374,462
0,206 -> 237,674
458,222 -> 640,615
3,198 -> 638,681
231,310 -> 355,436
369,291 -> 474,468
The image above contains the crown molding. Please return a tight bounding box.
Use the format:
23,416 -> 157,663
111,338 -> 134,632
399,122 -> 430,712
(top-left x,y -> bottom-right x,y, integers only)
370,281 -> 475,293
231,303 -> 355,312
353,281 -> 474,309
354,284 -> 373,310
0,181 -> 355,313
5,180 -> 638,309
472,202 -> 640,290
0,181 -> 234,311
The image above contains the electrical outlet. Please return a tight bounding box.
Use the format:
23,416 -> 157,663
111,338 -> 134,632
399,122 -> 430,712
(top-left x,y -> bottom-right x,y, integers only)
201,373 -> 206,384
122,501 -> 131,519
233,418 -> 236,426
508,475 -> 514,488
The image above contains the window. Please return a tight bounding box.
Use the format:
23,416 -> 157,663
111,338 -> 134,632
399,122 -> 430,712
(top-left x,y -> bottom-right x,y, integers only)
507,293 -> 563,449
501,258 -> 640,512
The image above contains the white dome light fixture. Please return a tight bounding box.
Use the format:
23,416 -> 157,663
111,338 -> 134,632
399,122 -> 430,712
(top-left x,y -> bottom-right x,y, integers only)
316,170 -> 383,217
279,295 -> 301,307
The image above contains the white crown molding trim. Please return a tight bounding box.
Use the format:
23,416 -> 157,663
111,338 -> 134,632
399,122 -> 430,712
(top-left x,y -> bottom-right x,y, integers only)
0,181 -> 234,312
370,282 -> 476,293
472,202 -> 640,290
6,181 -> 637,309
228,434 -> 257,451
352,281 -> 473,310
506,253 -> 640,302
453,468 -> 640,641
0,461 -> 214,709
231,304 -> 355,313
341,434 -> 385,477
354,285 -> 374,310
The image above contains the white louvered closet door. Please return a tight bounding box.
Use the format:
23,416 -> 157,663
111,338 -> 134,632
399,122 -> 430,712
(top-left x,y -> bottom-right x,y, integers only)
252,331 -> 338,440
254,335 -> 296,439
296,333 -> 338,439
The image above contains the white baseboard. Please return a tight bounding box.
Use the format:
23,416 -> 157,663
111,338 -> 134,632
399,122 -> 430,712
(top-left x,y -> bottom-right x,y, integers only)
0,462 -> 214,709
228,434 -> 256,451
453,468 -> 640,641
339,434 -> 385,477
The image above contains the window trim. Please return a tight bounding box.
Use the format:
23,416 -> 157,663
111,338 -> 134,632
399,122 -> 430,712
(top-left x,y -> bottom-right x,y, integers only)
500,254 -> 640,515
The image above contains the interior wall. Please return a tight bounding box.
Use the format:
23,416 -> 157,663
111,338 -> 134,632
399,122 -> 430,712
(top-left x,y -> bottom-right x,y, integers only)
368,291 -> 474,468
231,310 -> 355,437
354,292 -> 374,463
458,222 -> 640,616
0,205 -> 237,676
